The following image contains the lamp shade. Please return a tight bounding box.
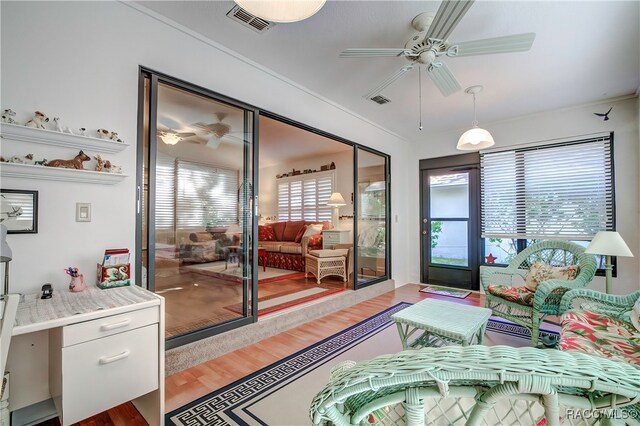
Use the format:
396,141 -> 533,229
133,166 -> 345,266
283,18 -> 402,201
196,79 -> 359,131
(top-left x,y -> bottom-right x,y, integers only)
456,126 -> 495,151
585,231 -> 634,257
0,224 -> 12,262
235,0 -> 326,23
326,192 -> 346,207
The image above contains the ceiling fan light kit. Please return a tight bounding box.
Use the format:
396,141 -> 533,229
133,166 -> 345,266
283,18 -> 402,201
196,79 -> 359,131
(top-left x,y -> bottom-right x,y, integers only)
234,0 -> 325,23
457,85 -> 495,151
160,133 -> 181,145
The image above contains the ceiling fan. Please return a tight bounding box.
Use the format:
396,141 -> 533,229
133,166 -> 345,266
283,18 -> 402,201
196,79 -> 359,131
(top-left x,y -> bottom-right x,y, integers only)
340,0 -> 536,100
157,129 -> 196,145
191,112 -> 235,149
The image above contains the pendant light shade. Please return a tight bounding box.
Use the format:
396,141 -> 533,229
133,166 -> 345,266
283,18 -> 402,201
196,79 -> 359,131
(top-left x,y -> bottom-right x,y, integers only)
235,0 -> 326,23
160,133 -> 181,145
457,85 -> 495,151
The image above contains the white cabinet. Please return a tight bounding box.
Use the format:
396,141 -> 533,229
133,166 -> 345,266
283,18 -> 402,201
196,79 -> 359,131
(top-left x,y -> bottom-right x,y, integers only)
322,229 -> 351,249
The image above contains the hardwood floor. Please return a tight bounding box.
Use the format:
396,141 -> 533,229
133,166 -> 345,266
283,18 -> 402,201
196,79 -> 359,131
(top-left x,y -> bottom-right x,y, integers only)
36,284 -> 484,425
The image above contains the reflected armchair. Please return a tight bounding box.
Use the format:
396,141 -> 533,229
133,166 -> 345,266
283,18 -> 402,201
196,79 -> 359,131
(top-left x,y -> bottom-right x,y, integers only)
480,240 -> 597,346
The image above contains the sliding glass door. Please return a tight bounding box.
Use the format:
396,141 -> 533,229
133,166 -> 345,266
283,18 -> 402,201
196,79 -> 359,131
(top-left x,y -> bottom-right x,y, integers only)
138,71 -> 256,348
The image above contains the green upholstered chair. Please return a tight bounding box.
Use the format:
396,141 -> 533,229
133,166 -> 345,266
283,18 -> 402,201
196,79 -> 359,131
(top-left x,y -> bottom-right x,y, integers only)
480,240 -> 597,347
310,345 -> 640,426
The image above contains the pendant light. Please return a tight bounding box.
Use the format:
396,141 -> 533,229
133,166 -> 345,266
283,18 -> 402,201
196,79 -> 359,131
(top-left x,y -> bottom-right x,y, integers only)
235,0 -> 326,23
457,85 -> 495,151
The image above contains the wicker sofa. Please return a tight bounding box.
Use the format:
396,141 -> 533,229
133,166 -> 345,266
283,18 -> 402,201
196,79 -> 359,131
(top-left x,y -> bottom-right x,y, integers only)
258,220 -> 332,272
179,227 -> 240,264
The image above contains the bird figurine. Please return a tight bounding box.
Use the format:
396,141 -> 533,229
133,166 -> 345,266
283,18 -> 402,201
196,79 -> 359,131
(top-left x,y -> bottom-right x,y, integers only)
594,107 -> 612,121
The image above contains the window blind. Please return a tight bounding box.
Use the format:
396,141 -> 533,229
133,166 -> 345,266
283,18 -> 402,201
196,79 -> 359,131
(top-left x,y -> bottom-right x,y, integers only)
481,134 -> 613,240
277,171 -> 334,222
155,154 -> 176,230
175,160 -> 239,229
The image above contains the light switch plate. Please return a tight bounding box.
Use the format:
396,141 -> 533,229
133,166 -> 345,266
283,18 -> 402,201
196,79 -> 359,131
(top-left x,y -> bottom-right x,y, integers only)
76,203 -> 91,222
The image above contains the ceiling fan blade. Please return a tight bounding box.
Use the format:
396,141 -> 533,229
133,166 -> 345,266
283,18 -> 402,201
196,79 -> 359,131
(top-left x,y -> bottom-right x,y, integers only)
340,48 -> 417,58
449,33 -> 536,57
177,132 -> 196,138
363,64 -> 414,99
427,62 -> 461,97
425,0 -> 475,41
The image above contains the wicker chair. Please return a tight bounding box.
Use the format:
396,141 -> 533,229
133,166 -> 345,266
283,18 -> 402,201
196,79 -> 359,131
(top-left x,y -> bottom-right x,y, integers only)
480,240 -> 597,347
310,346 -> 640,426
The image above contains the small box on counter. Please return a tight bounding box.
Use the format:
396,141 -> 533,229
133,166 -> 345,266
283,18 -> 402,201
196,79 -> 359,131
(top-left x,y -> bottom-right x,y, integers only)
97,248 -> 131,289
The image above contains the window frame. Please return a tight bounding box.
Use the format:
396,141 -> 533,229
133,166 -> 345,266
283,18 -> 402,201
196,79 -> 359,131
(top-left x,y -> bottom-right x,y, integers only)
277,170 -> 335,222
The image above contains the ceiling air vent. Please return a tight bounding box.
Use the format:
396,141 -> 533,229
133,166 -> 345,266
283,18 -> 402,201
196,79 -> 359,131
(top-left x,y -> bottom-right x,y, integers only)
370,95 -> 391,105
227,5 -> 275,33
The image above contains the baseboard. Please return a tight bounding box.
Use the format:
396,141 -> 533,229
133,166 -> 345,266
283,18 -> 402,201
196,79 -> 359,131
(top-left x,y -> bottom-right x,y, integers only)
165,279 -> 395,376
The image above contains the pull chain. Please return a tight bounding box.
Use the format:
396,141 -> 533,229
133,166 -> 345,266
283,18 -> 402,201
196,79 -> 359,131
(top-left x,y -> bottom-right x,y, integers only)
418,66 -> 423,131
472,92 -> 478,127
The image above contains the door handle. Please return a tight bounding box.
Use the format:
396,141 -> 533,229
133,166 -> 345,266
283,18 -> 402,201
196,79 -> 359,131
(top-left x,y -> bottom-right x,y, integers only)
422,230 -> 427,235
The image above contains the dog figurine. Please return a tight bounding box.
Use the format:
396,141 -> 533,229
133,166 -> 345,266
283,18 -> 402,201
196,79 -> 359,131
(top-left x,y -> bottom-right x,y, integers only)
1,109 -> 17,124
109,131 -> 123,143
94,155 -> 105,172
96,128 -> 111,139
77,127 -> 86,136
105,162 -> 122,174
46,150 -> 90,170
34,158 -> 48,166
52,117 -> 64,132
25,111 -> 49,129
9,155 -> 25,164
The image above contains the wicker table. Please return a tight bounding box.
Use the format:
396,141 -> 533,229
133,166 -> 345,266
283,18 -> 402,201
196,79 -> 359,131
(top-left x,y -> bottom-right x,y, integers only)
391,298 -> 492,349
305,252 -> 347,284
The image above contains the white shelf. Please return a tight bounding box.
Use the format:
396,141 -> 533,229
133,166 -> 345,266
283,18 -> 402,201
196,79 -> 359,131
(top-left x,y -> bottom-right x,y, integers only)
0,162 -> 127,185
0,123 -> 129,154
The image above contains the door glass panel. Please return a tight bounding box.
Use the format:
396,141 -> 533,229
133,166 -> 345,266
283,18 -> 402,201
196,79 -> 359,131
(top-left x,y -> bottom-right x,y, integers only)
145,81 -> 253,340
429,173 -> 469,218
356,149 -> 388,286
483,238 -> 518,264
430,221 -> 469,266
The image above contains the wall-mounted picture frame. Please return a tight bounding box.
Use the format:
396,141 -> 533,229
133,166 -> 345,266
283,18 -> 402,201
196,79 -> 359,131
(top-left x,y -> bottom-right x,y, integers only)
0,189 -> 38,234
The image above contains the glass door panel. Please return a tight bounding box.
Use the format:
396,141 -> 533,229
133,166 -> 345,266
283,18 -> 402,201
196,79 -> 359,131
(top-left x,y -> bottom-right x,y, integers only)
140,77 -> 254,345
355,148 -> 389,287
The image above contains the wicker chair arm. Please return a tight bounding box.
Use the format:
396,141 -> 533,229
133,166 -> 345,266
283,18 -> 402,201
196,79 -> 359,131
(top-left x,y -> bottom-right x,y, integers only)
310,346 -> 640,426
480,266 -> 528,291
532,278 -> 593,312
559,289 -> 640,316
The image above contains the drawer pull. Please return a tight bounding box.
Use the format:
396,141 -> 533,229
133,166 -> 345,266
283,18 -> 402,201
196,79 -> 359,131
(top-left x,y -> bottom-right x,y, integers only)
99,350 -> 131,365
100,318 -> 132,331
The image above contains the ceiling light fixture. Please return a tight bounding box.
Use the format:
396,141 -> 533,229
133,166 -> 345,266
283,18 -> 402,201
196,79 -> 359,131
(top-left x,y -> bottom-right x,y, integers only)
457,85 -> 495,151
160,133 -> 181,145
235,0 -> 325,23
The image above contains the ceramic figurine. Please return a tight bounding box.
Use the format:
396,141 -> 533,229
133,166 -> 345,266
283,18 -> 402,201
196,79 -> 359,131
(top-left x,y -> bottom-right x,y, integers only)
24,111 -> 49,129
1,109 -> 17,124
109,131 -> 123,143
96,128 -> 111,139
77,127 -> 86,136
34,158 -> 48,166
9,155 -> 24,164
46,150 -> 90,170
24,153 -> 34,164
106,162 -> 123,174
94,154 -> 105,172
52,117 -> 64,132
330,162 -> 336,170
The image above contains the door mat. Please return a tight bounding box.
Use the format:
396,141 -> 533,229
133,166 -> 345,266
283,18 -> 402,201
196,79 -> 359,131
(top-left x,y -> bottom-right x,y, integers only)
419,284 -> 471,299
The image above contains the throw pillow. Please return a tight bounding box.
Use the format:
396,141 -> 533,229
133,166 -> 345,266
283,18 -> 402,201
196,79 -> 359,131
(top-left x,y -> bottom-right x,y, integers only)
258,225 -> 275,241
294,225 -> 307,243
524,262 -> 578,292
630,298 -> 640,332
303,223 -> 323,237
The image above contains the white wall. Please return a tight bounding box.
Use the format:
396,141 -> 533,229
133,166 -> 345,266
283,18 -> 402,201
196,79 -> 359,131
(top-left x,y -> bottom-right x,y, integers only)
410,96 -> 640,294
0,1 -> 411,297
259,150 -> 354,219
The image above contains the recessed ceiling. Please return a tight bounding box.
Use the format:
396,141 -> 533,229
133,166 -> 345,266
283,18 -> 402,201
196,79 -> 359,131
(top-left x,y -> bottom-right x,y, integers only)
139,1 -> 640,143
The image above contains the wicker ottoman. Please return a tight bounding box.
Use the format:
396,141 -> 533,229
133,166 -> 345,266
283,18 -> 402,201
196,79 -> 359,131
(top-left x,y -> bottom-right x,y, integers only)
305,251 -> 347,284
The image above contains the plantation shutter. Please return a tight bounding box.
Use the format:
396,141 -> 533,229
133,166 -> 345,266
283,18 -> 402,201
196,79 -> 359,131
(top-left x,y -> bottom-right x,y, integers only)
155,154 -> 175,230
481,133 -> 613,240
277,171 -> 335,222
176,160 -> 238,229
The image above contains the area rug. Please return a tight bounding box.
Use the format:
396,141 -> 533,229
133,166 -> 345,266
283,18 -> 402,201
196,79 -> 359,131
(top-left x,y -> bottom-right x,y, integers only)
183,262 -> 303,284
166,303 -> 558,426
224,286 -> 345,316
419,284 -> 471,299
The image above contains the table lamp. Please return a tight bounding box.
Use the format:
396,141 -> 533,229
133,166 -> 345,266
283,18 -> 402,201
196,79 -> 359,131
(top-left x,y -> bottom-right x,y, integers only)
326,192 -> 346,229
1,224 -> 12,295
585,231 -> 633,294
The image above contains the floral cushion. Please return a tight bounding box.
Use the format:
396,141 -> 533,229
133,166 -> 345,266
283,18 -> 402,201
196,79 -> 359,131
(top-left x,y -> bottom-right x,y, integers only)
560,309 -> 640,366
524,262 -> 578,292
487,284 -> 534,306
258,225 -> 275,241
307,234 -> 323,250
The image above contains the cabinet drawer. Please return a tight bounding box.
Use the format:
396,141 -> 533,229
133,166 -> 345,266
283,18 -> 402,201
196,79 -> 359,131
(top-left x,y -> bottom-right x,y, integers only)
60,324 -> 159,425
63,306 -> 158,347
323,233 -> 340,243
